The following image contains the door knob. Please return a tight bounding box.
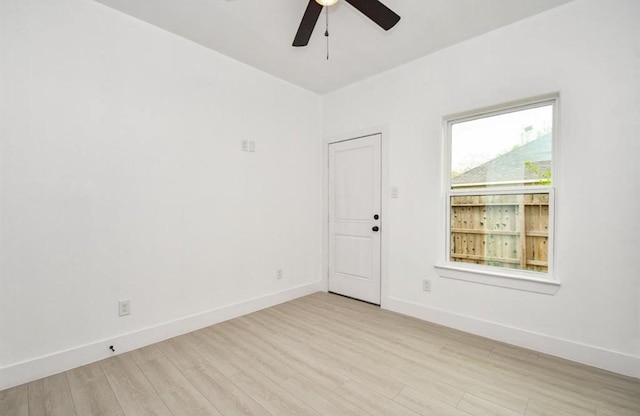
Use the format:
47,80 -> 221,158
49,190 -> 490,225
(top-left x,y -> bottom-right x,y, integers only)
374,214 -> 379,220
372,226 -> 379,232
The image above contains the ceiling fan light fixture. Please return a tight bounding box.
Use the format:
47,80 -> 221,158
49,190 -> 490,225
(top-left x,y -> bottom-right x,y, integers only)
294,0 -> 400,48
315,0 -> 339,6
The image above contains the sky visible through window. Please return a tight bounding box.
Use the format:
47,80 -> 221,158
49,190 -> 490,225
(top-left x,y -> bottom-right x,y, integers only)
451,105 -> 553,176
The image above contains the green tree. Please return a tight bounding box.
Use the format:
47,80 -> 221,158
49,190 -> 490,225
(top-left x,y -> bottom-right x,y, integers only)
525,161 -> 551,185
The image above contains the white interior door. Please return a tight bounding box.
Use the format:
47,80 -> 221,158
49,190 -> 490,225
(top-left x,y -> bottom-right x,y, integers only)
329,134 -> 381,304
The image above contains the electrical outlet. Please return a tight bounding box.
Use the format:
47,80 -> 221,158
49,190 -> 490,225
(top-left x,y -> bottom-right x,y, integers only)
241,139 -> 248,151
248,140 -> 256,153
422,279 -> 431,292
276,269 -> 283,280
118,300 -> 131,317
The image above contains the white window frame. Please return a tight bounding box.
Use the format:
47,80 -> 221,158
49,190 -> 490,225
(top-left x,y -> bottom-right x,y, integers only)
435,95 -> 560,295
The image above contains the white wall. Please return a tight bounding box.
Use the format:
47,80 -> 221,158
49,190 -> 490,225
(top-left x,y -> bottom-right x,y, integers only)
0,0 -> 322,388
322,0 -> 640,376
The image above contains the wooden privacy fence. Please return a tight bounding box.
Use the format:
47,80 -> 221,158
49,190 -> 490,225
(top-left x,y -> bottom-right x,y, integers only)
450,193 -> 549,272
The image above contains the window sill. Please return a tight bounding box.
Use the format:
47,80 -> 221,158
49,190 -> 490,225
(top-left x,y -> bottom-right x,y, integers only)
434,263 -> 560,295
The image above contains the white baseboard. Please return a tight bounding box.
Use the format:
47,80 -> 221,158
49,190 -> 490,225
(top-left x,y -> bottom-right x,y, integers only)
383,296 -> 640,379
0,281 -> 322,390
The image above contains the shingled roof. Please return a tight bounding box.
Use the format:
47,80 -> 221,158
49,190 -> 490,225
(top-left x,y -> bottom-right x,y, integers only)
451,133 -> 552,188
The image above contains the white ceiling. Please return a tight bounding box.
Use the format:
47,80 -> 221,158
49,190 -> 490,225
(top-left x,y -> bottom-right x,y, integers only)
94,0 -> 574,94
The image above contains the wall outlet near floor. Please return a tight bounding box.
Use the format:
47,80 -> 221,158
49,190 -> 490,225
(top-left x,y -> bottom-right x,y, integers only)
241,139 -> 249,151
276,269 -> 283,280
118,300 -> 131,316
422,279 -> 431,292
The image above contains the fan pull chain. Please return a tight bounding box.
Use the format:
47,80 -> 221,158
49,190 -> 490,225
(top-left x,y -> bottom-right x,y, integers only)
325,5 -> 329,60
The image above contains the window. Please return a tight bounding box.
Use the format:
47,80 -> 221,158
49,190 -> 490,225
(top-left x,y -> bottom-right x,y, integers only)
438,96 -> 558,293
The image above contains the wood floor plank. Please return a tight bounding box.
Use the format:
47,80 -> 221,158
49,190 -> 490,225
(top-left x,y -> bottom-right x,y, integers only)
128,343 -> 166,365
100,354 -> 172,416
400,376 -> 464,407
281,373 -> 372,416
441,341 -> 492,360
252,314 -> 401,398
488,349 -> 614,400
284,306 -> 475,405
182,364 -> 271,416
267,303 -> 407,398
154,335 -> 210,371
181,330 -> 247,378
256,307 -> 319,338
489,343 -> 540,363
457,393 -> 523,416
66,362 -> 124,416
134,354 -> 223,416
537,353 -> 640,394
301,293 -> 482,348
0,385 -> 28,416
334,379 -> 420,416
483,351 -> 618,413
462,380 -> 529,414
526,399 -> 592,416
437,344 -> 599,414
280,298 -> 466,377
394,386 -> 472,416
292,332 -> 406,398
281,298 -> 445,362
229,367 -> 320,416
596,403 -> 640,416
208,321 -> 297,384
27,372 -> 76,416
229,316 -> 350,391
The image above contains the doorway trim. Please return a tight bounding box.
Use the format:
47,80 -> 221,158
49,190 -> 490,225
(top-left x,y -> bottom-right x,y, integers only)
322,126 -> 390,308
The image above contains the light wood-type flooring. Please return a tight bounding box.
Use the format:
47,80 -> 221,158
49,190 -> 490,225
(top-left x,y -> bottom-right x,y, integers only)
1,292 -> 639,416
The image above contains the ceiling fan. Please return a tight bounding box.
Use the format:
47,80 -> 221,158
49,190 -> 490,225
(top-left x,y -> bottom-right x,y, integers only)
293,0 -> 401,47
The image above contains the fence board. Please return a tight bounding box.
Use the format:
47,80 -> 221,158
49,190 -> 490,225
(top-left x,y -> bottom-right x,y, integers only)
451,193 -> 549,273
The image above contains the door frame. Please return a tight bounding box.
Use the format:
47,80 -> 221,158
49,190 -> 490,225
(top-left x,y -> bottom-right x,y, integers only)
322,126 -> 390,308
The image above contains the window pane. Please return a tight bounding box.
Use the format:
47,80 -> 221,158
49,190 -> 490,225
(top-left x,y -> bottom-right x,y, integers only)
451,105 -> 553,189
450,193 -> 549,273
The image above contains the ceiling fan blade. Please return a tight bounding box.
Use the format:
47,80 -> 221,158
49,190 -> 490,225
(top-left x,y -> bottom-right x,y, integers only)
344,0 -> 400,31
293,0 -> 323,47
